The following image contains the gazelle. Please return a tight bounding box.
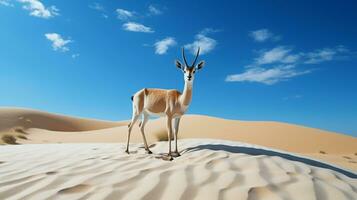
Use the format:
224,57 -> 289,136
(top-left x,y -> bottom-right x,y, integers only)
126,47 -> 205,160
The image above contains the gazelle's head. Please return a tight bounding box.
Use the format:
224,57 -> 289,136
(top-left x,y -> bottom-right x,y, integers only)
175,47 -> 205,83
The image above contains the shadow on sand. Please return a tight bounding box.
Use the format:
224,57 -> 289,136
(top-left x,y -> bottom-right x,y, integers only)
183,144 -> 357,179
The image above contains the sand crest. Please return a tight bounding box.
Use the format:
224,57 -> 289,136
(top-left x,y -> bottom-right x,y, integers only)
0,139 -> 356,200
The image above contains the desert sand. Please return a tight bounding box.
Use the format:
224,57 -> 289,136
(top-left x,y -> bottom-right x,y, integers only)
0,139 -> 356,200
1,107 -> 356,170
0,107 -> 357,199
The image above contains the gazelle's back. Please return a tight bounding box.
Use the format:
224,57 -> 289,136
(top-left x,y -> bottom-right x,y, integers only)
133,88 -> 181,115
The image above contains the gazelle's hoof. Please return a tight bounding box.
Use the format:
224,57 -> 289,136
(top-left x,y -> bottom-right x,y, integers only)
146,150 -> 153,154
125,150 -> 130,154
171,152 -> 181,157
162,155 -> 173,161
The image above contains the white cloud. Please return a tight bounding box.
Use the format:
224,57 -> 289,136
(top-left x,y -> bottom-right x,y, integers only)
45,33 -> 72,52
199,28 -> 222,35
122,22 -> 154,33
256,45 -> 350,66
89,2 -> 104,11
304,48 -> 338,64
336,45 -> 349,53
0,0 -> 14,7
154,37 -> 176,55
228,29 -> 353,85
304,46 -> 351,64
185,32 -> 217,55
116,8 -> 134,21
18,0 -> 59,19
256,46 -> 293,65
89,3 -> 108,19
226,45 -> 352,85
250,29 -> 280,42
148,5 -> 162,15
282,54 -> 300,64
225,65 -> 310,85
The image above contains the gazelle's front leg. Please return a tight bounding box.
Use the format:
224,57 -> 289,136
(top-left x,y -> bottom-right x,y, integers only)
172,117 -> 181,157
165,116 -> 173,160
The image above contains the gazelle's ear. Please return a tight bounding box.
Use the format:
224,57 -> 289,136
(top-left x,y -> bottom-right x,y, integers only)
197,61 -> 205,70
175,60 -> 183,70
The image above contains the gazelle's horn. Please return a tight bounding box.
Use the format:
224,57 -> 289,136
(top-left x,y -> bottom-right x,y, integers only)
182,47 -> 189,66
192,47 -> 200,66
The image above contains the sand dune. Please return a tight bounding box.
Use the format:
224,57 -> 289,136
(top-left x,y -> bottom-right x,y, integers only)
0,139 -> 356,200
0,107 -> 124,144
1,108 -> 357,199
1,107 -> 357,171
1,107 -> 356,152
0,107 -> 122,132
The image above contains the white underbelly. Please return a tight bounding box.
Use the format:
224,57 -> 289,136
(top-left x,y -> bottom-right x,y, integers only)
143,109 -> 184,118
144,110 -> 166,117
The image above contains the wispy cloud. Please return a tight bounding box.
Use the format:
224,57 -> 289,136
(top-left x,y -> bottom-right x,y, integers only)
89,2 -> 104,11
185,29 -> 218,55
303,46 -> 349,64
226,65 -> 310,85
256,46 -> 299,65
199,28 -> 222,35
226,45 -> 351,85
122,22 -> 154,33
148,5 -> 162,15
18,0 -> 59,19
255,45 -> 350,66
89,2 -> 108,19
45,33 -> 72,52
116,8 -> 134,21
0,0 -> 14,7
248,31 -> 354,86
250,29 -> 280,42
154,37 -> 176,55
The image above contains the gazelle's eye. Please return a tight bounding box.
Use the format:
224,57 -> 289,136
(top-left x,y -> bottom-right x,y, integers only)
193,71 -> 196,74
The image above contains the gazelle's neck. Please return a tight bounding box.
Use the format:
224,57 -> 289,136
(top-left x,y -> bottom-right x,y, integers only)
180,80 -> 193,106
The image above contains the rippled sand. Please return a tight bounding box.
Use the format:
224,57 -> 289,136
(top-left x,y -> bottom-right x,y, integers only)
0,139 -> 356,200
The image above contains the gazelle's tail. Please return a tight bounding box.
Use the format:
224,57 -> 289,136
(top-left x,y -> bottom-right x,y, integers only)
128,96 -> 134,127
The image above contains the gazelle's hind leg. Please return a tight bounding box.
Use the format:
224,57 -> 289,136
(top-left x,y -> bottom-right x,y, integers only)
140,113 -> 152,154
126,106 -> 140,154
172,117 -> 181,157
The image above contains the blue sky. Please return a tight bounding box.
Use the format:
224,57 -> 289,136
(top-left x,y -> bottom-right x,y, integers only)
1,0 -> 357,136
